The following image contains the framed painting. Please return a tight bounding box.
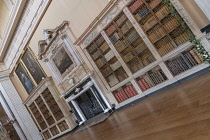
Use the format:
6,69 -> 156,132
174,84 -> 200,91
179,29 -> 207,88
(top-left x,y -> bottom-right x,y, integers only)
15,64 -> 35,93
22,49 -> 46,85
52,47 -> 75,75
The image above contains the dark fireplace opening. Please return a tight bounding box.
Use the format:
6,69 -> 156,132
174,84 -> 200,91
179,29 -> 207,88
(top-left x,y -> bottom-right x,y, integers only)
75,89 -> 104,120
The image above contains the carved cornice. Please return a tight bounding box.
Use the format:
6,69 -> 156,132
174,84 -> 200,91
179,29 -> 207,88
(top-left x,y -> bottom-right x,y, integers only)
38,21 -> 69,60
3,0 -> 52,72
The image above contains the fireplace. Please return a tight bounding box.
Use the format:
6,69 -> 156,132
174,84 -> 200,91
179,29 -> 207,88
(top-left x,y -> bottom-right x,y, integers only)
64,76 -> 111,124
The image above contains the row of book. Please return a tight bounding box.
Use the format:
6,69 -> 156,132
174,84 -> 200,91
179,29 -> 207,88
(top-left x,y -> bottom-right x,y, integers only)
173,32 -> 189,46
110,32 -> 120,43
166,56 -> 190,76
101,66 -> 113,77
115,67 -> 128,81
138,50 -> 155,66
106,24 -> 116,36
143,16 -> 158,31
43,131 -> 52,139
96,57 -> 106,68
166,48 -> 203,76
137,67 -> 167,91
135,42 -> 147,54
155,36 -> 174,56
126,30 -> 140,43
147,24 -> 166,43
58,121 -> 69,132
187,48 -> 203,64
114,85 -> 138,103
115,14 -> 127,26
104,50 -> 115,61
100,42 -> 110,53
128,58 -> 144,73
155,4 -> 170,20
87,43 -> 97,54
162,16 -> 180,32
95,36 -> 105,46
129,0 -> 144,13
108,74 -> 119,87
121,20 -> 133,34
110,60 -> 121,71
134,7 -> 149,21
91,49 -> 102,60
115,40 -> 128,52
139,13 -> 153,26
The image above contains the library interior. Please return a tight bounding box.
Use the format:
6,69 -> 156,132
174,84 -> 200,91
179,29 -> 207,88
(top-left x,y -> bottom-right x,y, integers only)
0,0 -> 210,139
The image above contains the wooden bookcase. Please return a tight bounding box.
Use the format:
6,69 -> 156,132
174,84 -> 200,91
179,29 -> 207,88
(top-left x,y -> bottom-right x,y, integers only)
28,88 -> 69,139
129,0 -> 189,56
165,47 -> 204,76
136,66 -> 167,91
83,0 -> 208,106
105,12 -> 156,73
25,77 -> 74,140
86,35 -> 128,87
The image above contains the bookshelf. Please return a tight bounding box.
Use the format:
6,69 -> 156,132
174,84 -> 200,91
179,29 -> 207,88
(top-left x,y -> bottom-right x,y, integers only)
105,12 -> 156,73
113,82 -> 138,103
165,47 -> 203,76
83,0 -> 208,107
129,0 -> 189,56
136,66 -> 167,91
87,35 -> 128,87
28,88 -> 69,140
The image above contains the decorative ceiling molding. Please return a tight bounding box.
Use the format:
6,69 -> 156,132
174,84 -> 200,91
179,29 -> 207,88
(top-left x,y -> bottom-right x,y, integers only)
3,0 -> 52,72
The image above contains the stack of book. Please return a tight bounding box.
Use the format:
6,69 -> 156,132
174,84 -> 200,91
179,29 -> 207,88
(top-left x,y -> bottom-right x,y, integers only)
135,42 -> 147,54
114,90 -> 128,103
100,42 -> 109,53
95,57 -> 106,68
173,32 -> 188,45
155,36 -> 174,56
137,66 -> 167,91
167,47 -> 204,76
143,16 -> 158,31
147,24 -> 166,43
115,40 -> 127,52
163,16 -> 180,32
124,52 -> 135,62
101,66 -> 113,77
110,60 -> 121,71
95,36 -> 104,46
116,14 -> 127,26
104,50 -> 115,61
110,32 -> 120,43
128,58 -> 143,73
149,0 -> 162,9
166,56 -> 190,76
134,7 -> 150,21
127,30 -> 140,43
129,0 -> 144,13
87,44 -> 97,54
108,74 -> 119,87
106,24 -> 116,35
121,20 -> 133,34
155,4 -> 170,20
91,50 -> 101,60
115,67 -> 128,81
124,85 -> 138,98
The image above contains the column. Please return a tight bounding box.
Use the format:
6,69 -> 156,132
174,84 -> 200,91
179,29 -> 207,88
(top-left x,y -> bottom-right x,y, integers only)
0,75 -> 42,140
